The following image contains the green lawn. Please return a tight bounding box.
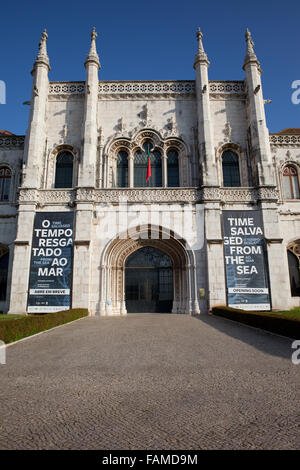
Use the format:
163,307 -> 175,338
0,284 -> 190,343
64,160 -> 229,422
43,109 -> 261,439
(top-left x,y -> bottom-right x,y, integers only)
0,314 -> 26,322
270,307 -> 300,321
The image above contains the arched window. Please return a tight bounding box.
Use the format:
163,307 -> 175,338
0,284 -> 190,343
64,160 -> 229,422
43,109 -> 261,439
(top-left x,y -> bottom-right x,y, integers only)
54,151 -> 73,188
0,249 -> 9,301
117,151 -> 128,187
288,250 -> 300,296
134,141 -> 162,188
283,165 -> 300,199
222,150 -> 241,187
167,149 -> 179,187
0,166 -> 11,201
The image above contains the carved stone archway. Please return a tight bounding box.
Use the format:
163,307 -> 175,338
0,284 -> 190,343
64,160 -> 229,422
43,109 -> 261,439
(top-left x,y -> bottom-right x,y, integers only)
97,225 -> 200,315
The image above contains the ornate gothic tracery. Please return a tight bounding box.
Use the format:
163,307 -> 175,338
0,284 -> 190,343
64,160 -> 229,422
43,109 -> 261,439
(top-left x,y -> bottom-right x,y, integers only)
104,128 -> 191,188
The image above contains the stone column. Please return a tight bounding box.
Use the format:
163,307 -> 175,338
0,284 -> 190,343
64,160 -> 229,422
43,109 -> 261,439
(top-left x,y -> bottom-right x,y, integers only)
128,154 -> 134,188
162,151 -> 168,187
72,204 -> 93,312
192,263 -> 200,314
260,202 -> 290,310
23,30 -> 50,188
205,204 -> 227,309
78,28 -> 100,188
243,29 -> 274,186
194,28 -> 217,186
8,204 -> 36,314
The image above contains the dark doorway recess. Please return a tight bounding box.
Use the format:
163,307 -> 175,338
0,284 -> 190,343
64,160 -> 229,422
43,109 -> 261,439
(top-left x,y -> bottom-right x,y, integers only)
125,247 -> 173,313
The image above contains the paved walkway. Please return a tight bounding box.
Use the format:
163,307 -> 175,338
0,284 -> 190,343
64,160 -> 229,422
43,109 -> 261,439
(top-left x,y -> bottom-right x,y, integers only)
0,314 -> 299,450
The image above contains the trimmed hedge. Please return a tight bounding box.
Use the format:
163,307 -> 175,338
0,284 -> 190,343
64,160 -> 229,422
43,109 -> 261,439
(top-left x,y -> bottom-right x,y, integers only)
0,308 -> 88,344
211,306 -> 300,339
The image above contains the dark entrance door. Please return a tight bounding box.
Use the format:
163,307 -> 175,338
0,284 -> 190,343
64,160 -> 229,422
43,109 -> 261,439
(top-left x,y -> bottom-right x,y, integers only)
125,247 -> 173,313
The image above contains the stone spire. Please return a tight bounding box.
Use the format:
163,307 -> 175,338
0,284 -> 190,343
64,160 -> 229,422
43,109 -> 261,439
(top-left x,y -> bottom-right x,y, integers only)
194,27 -> 210,68
33,29 -> 50,71
243,28 -> 261,71
85,27 -> 100,69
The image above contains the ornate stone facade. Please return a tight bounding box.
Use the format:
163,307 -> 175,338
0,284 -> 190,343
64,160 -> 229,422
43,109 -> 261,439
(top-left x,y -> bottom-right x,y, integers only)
0,27 -> 299,315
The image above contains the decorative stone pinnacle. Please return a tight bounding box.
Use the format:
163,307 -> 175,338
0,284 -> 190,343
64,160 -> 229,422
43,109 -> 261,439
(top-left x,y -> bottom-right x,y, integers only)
243,28 -> 261,71
193,27 -> 209,69
33,28 -> 50,72
91,27 -> 97,41
85,27 -> 100,69
245,28 -> 255,55
196,27 -> 204,52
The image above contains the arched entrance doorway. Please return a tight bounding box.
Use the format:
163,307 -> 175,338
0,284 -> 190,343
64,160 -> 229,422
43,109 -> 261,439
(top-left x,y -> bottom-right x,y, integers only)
98,225 -> 200,316
125,247 -> 173,313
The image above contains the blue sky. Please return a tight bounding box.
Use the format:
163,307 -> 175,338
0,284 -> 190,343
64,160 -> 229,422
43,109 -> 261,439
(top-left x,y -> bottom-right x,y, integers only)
0,0 -> 299,134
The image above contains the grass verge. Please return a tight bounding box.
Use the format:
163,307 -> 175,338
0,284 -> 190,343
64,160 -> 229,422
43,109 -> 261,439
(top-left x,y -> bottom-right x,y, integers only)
0,309 -> 88,344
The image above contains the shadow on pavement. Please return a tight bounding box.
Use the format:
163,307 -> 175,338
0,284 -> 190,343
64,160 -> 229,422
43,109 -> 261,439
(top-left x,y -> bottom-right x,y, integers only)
194,313 -> 293,360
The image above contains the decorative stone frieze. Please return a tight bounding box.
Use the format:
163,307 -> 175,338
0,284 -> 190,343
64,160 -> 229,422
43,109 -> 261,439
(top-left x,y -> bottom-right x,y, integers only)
49,82 -> 85,95
48,80 -> 248,101
209,81 -> 246,100
201,186 -> 278,203
0,136 -> 25,148
76,188 -> 201,204
270,134 -> 300,147
17,186 -> 279,205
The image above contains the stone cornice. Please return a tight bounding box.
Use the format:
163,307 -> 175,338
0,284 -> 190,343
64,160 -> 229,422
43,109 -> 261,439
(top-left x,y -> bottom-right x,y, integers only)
18,186 -> 279,205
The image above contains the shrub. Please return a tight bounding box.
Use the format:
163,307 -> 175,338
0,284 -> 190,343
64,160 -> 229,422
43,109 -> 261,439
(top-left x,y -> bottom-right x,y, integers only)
0,308 -> 88,344
211,306 -> 300,339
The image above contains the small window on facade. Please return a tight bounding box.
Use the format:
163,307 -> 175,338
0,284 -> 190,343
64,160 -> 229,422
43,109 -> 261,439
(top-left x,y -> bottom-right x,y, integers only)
0,166 -> 11,201
54,151 -> 73,188
283,165 -> 300,199
117,151 -> 128,187
134,141 -> 162,188
222,150 -> 241,187
167,150 -> 179,187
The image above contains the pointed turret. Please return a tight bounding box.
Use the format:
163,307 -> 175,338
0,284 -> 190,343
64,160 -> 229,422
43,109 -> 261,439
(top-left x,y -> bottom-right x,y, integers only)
84,27 -> 100,69
243,28 -> 261,72
22,29 -> 50,187
79,27 -> 100,187
243,28 -> 274,185
33,29 -> 50,72
9,29 -> 51,313
193,27 -> 216,187
194,27 -> 210,69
